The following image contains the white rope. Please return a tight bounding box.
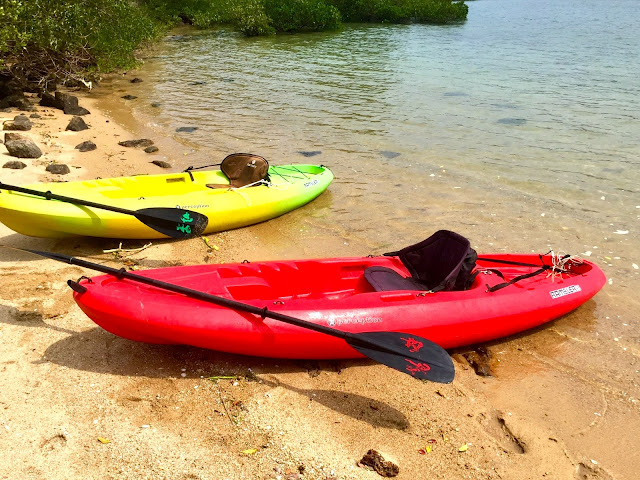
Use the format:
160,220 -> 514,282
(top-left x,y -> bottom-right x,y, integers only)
547,250 -> 584,282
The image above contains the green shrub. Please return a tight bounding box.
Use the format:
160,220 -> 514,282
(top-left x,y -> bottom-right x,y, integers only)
264,0 -> 341,33
327,0 -> 467,24
1,0 -> 160,84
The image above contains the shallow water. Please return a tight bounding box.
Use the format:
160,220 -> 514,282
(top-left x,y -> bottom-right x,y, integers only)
103,1 -> 640,471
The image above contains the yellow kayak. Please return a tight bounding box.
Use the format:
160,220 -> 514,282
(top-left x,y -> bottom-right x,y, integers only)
0,164 -> 333,239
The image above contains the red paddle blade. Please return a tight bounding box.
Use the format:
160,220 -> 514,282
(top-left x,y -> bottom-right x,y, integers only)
347,332 -> 455,383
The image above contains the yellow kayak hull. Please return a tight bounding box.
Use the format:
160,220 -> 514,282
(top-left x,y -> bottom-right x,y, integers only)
0,164 -> 333,239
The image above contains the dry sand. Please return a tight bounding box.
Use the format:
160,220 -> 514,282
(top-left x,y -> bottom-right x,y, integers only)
0,86 -> 632,480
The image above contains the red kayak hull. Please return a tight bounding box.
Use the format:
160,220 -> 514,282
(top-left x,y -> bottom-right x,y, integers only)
73,254 -> 606,359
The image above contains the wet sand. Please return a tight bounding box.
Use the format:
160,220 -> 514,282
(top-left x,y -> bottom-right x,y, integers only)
0,85 -> 637,480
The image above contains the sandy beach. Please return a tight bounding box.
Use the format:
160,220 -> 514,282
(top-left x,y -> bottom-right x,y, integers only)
0,85 -> 634,480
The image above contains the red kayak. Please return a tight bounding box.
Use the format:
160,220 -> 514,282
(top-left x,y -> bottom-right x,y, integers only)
71,231 -> 606,359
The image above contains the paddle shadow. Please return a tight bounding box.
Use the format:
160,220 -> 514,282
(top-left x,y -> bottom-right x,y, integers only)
0,232 -> 176,264
33,325 -> 408,428
0,304 -> 77,336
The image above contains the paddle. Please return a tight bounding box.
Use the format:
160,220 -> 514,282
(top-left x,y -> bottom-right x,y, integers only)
0,181 -> 208,239
19,248 -> 455,383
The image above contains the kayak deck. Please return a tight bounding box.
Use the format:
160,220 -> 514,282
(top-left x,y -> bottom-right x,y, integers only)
0,164 -> 333,238
73,254 -> 606,359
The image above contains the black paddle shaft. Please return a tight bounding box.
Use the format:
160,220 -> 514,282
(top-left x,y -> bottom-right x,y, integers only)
26,249 -> 455,383
0,181 -> 208,238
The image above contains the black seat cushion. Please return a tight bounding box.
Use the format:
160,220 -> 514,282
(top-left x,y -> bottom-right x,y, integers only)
364,266 -> 426,292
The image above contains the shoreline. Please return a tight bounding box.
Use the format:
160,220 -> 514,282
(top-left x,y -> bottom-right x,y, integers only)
0,85 -> 631,480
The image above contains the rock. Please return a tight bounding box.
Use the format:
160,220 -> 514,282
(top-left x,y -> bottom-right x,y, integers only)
175,126 -> 198,133
358,450 -> 399,477
4,132 -> 24,142
3,160 -> 27,169
130,78 -> 143,83
119,139 -> 154,148
55,91 -> 90,115
46,164 -> 70,175
66,116 -> 89,131
151,160 -> 171,168
151,103 -> 161,108
298,150 -> 322,157
121,95 -> 138,100
6,94 -> 33,111
75,141 -> 97,152
3,114 -> 32,131
461,346 -> 494,377
380,150 -> 401,159
4,134 -> 42,158
40,91 -> 64,109
30,113 -> 41,119
497,117 -> 526,126
144,145 -> 159,153
0,77 -> 23,99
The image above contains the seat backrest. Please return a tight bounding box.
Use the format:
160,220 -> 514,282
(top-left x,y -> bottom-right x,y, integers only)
389,230 -> 476,292
220,153 -> 269,188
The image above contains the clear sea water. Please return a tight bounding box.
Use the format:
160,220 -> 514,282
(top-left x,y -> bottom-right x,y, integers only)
118,0 -> 639,252
112,0 -> 639,289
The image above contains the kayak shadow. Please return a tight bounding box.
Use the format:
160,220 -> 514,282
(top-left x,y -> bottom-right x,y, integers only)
37,326 -> 409,428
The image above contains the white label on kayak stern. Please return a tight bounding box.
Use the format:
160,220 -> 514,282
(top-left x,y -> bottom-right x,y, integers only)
304,179 -> 319,188
550,284 -> 582,299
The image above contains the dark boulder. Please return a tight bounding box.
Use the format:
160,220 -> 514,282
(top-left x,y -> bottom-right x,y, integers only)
46,164 -> 70,175
66,116 -> 89,132
75,141 -> 97,152
40,91 -> 64,109
151,160 -> 171,168
3,94 -> 33,111
144,146 -> 159,153
118,139 -> 154,148
4,133 -> 42,158
55,91 -> 90,115
3,160 -> 27,169
3,114 -> 33,131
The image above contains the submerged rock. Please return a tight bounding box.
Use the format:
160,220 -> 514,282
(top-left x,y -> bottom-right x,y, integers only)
380,150 -> 401,159
151,160 -> 171,168
144,146 -> 159,153
175,126 -> 198,133
298,150 -> 322,157
121,95 -> 138,100
497,117 -> 526,126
